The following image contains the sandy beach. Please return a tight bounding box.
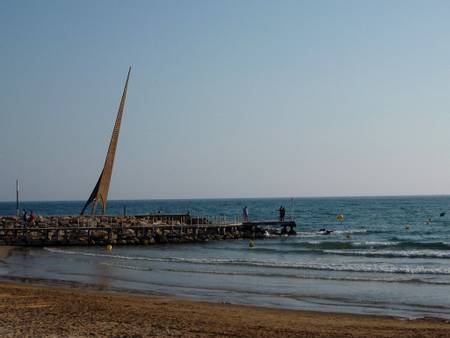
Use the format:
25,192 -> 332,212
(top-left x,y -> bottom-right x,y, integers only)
0,281 -> 448,337
0,246 -> 14,268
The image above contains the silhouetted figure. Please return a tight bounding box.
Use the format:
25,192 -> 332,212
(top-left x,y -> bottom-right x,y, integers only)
29,211 -> 35,225
243,206 -> 249,222
21,209 -> 27,228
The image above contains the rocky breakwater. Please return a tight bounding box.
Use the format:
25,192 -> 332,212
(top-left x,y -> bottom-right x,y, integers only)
0,215 -> 243,246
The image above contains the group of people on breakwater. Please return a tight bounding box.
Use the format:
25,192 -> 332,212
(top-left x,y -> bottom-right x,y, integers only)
242,205 -> 287,222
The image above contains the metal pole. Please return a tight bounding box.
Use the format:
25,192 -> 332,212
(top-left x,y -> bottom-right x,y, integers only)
291,198 -> 294,221
16,179 -> 19,218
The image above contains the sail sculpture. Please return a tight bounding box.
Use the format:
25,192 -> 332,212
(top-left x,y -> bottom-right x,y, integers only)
81,67 -> 131,215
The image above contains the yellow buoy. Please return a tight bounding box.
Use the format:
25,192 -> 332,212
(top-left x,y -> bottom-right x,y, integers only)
336,214 -> 344,222
106,244 -> 113,251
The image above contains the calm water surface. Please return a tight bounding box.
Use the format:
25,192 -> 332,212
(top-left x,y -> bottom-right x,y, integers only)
1,196 -> 450,319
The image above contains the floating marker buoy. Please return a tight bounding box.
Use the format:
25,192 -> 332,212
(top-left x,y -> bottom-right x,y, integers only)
336,214 -> 344,222
106,244 -> 113,251
249,240 -> 255,248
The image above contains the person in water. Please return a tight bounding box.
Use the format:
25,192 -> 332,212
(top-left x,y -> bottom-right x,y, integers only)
243,206 -> 249,222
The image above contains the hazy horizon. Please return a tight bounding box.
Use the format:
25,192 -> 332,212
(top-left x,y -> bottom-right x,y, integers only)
2,1 -> 450,201
2,193 -> 450,204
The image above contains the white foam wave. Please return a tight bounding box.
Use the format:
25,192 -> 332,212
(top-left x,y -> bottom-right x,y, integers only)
296,232 -> 321,237
298,229 -> 368,237
333,229 -> 367,234
324,249 -> 450,259
45,247 -> 168,262
303,240 -> 399,247
353,241 -> 400,247
44,247 -> 450,275
96,264 -> 450,285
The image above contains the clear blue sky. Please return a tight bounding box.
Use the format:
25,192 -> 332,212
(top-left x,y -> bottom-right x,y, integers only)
2,0 -> 450,201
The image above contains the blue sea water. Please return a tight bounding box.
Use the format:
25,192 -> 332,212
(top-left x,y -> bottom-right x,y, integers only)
1,196 -> 450,319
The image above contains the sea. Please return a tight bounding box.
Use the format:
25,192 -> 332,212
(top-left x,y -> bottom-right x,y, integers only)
1,196 -> 450,319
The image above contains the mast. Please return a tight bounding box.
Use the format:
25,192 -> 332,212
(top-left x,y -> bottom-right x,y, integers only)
16,179 -> 19,217
80,67 -> 131,215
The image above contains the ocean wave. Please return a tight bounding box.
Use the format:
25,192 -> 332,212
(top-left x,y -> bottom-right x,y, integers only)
303,241 -> 354,249
44,247 -> 169,262
323,249 -> 450,259
99,263 -> 450,285
286,240 -> 450,251
220,261 -> 450,275
395,241 -> 450,250
301,241 -> 395,250
101,262 -> 153,271
297,229 -> 368,237
352,241 -> 399,246
197,243 -> 449,258
44,248 -> 450,275
334,229 -> 368,234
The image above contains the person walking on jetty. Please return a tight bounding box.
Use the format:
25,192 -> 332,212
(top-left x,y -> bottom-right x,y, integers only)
243,206 -> 249,222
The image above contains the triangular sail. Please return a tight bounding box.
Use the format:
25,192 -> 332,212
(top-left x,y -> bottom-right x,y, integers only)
81,67 -> 131,215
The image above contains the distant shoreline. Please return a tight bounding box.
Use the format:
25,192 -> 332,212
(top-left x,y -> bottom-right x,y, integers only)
0,280 -> 448,337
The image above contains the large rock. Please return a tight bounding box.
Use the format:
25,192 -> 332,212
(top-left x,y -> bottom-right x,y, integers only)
124,229 -> 136,238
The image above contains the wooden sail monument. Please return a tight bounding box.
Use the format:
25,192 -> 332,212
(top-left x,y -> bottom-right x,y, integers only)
81,67 -> 131,215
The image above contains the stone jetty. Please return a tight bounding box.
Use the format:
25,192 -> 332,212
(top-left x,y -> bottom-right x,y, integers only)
0,214 -> 296,246
0,214 -> 256,246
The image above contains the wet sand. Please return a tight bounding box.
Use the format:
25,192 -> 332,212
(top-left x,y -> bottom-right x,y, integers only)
0,246 -> 14,261
0,281 -> 449,337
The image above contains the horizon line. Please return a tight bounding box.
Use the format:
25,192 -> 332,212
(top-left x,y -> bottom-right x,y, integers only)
1,193 -> 450,204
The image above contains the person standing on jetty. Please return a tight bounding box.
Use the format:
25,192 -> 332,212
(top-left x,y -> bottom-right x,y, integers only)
243,206 -> 249,222
29,211 -> 36,225
21,209 -> 27,228
279,206 -> 286,222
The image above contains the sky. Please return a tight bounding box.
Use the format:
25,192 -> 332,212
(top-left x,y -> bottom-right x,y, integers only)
2,0 -> 450,201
